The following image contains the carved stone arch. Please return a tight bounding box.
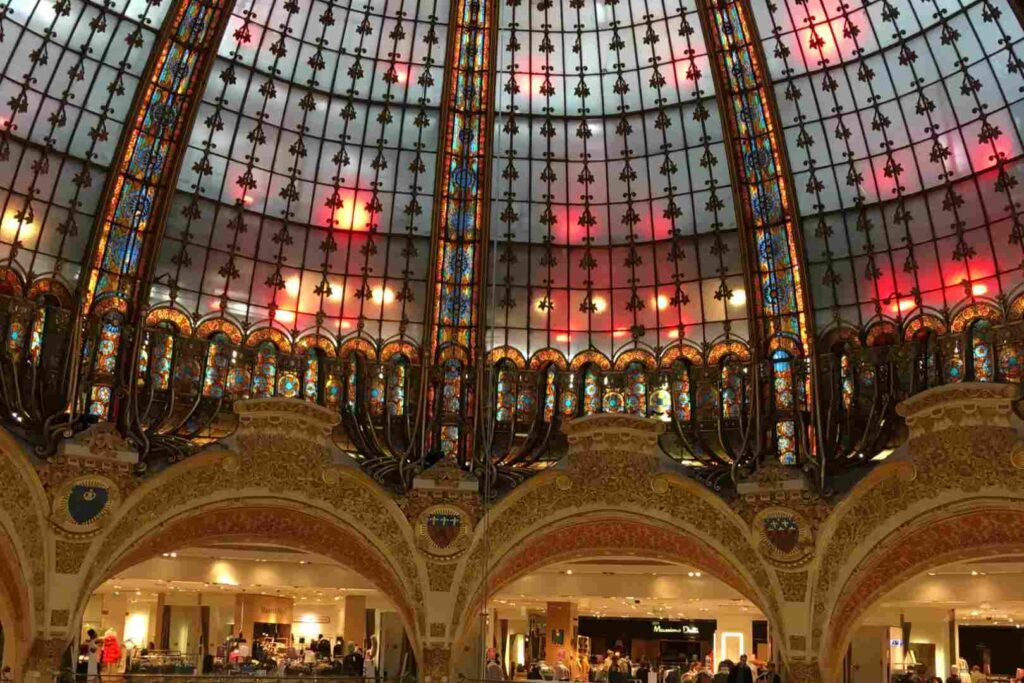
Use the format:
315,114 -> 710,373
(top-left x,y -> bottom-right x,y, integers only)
820,500 -> 1024,681
446,415 -> 782,674
71,399 -> 428,653
809,383 -> 1024,677
84,501 -> 423,655
0,429 -> 50,679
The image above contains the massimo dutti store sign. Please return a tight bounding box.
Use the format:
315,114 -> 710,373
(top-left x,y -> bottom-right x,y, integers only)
652,622 -> 700,635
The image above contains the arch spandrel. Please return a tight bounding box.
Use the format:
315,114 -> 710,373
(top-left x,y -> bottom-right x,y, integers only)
810,382 -> 1024,676
0,429 -> 51,678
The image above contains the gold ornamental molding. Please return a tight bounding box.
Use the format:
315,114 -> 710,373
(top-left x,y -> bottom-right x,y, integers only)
896,382 -> 1021,440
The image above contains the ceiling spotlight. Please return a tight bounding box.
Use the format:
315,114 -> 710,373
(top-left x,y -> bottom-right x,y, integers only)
565,570 -> 573,575
592,296 -> 607,314
730,289 -> 746,306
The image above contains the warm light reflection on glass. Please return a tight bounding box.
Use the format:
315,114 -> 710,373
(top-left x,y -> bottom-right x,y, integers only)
1,211 -> 35,242
372,287 -> 395,305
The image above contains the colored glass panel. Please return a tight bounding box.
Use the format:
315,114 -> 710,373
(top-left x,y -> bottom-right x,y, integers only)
625,363 -> 648,416
83,0 -> 231,315
251,342 -> 277,399
389,363 -> 407,417
496,366 -> 515,423
972,320 -> 994,382
671,362 -> 693,423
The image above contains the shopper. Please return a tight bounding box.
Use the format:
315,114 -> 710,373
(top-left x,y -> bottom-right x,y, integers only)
757,662 -> 781,683
487,656 -> 506,682
947,666 -> 963,683
637,657 -> 651,683
714,661 -> 731,683
333,636 -> 345,659
84,629 -> 102,681
609,654 -> 626,683
971,666 -> 987,683
727,655 -> 754,683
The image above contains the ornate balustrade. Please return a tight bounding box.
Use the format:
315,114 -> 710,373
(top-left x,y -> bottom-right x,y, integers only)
1,281 -> 1023,494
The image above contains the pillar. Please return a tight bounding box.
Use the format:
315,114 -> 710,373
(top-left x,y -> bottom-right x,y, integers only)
343,595 -> 367,651
545,602 -> 577,662
154,593 -> 167,647
379,611 -> 406,678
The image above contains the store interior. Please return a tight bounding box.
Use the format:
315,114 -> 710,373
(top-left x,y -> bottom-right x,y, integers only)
484,557 -> 771,679
77,544 -> 414,677
846,555 -> 1024,682
77,548 -> 1024,680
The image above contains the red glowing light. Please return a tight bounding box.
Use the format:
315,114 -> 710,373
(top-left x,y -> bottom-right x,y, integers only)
333,190 -> 371,232
612,329 -> 629,339
555,333 -> 570,343
890,298 -> 917,314
667,329 -> 680,339
243,194 -> 255,205
972,283 -> 988,296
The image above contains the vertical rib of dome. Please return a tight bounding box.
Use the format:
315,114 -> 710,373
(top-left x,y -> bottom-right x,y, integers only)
698,0 -> 816,466
82,0 -> 232,317
423,0 -> 499,465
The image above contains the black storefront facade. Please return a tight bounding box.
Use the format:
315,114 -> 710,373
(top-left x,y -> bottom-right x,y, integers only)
577,618 -> 717,665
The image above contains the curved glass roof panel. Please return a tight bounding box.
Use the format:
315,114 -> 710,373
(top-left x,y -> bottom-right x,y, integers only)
0,0 -> 169,287
151,0 -> 449,344
486,0 -> 749,363
752,0 -> 1024,332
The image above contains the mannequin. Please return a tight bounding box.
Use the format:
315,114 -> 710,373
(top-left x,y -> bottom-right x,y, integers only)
102,629 -> 121,671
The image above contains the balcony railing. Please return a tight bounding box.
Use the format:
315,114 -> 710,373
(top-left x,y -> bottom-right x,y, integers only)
2,291 -> 1021,494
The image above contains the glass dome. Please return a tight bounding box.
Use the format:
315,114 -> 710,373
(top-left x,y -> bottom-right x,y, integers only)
1,0 -> 1023,483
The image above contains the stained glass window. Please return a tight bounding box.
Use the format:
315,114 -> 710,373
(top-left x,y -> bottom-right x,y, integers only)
88,317 -> 123,419
345,356 -> 359,410
999,342 -> 1024,383
624,363 -> 648,416
251,341 -> 278,398
777,419 -> 797,466
772,350 -> 795,411
388,360 -> 407,417
303,350 -> 321,403
368,365 -> 386,417
6,319 -> 24,363
149,332 -> 174,392
839,352 -> 855,411
721,357 -> 744,419
495,364 -> 515,423
439,359 -> 462,457
201,332 -> 231,398
946,339 -> 966,384
582,366 -> 601,416
28,307 -> 45,365
671,361 -> 692,423
543,365 -> 558,423
971,319 -> 994,382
